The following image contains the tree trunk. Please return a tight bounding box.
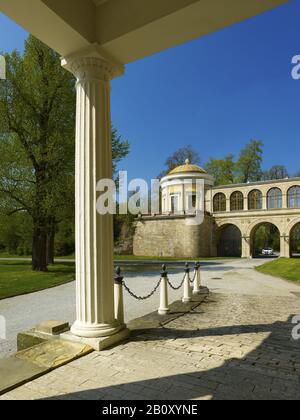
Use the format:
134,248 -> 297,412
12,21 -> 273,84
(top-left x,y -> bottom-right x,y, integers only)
46,223 -> 55,265
32,223 -> 48,272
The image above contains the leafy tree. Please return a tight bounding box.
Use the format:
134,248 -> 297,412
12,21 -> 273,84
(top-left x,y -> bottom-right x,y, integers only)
112,127 -> 129,178
159,145 -> 200,178
263,165 -> 289,181
0,36 -> 129,271
0,36 -> 76,271
0,213 -> 32,256
205,155 -> 235,186
111,128 -> 131,250
235,140 -> 263,183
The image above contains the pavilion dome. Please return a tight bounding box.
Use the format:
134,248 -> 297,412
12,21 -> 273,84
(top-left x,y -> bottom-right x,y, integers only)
168,159 -> 207,176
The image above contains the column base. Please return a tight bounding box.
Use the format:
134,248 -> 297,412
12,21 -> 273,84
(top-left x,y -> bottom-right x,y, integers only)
61,327 -> 130,352
182,297 -> 192,303
70,320 -> 122,339
158,308 -> 170,316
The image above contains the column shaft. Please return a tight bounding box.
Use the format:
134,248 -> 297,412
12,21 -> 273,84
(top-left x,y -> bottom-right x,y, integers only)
62,53 -> 124,338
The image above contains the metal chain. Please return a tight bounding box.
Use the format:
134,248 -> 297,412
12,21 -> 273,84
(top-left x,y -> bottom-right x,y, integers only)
167,274 -> 186,291
123,278 -> 162,301
190,270 -> 197,284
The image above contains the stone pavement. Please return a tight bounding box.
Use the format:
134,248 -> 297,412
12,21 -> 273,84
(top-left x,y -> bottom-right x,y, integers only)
1,289 -> 300,400
2,258 -> 299,358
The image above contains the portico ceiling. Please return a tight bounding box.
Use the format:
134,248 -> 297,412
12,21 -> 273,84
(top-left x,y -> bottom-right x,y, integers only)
0,0 -> 288,63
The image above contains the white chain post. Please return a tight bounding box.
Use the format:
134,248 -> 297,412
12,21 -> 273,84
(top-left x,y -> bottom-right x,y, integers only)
182,263 -> 192,303
193,262 -> 201,295
114,267 -> 125,326
158,265 -> 170,315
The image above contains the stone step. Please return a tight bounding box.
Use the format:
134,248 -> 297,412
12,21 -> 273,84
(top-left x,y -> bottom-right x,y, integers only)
0,340 -> 92,396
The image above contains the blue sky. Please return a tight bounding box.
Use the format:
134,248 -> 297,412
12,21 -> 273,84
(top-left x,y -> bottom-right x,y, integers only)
1,1 -> 300,181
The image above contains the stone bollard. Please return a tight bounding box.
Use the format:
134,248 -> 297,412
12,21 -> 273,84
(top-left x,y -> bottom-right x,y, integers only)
158,264 -> 170,315
193,262 -> 201,295
114,267 -> 125,326
182,263 -> 192,303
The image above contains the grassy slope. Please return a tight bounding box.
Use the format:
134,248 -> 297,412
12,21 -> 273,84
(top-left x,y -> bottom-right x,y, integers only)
256,258 -> 300,283
0,261 -> 75,300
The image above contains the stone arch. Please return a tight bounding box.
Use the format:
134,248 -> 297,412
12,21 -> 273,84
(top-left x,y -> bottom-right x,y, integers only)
248,220 -> 281,258
289,221 -> 300,258
216,220 -> 243,233
245,218 -> 283,238
217,223 -> 242,257
286,217 -> 300,235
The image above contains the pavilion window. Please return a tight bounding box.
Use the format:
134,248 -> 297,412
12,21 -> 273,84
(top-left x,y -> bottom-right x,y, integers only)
213,193 -> 226,212
230,191 -> 244,211
267,188 -> 282,209
248,190 -> 263,210
288,186 -> 300,208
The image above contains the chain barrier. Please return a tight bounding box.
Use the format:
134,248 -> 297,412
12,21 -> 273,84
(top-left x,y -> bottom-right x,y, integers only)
167,274 -> 186,291
117,262 -> 200,301
190,270 -> 197,284
123,278 -> 162,301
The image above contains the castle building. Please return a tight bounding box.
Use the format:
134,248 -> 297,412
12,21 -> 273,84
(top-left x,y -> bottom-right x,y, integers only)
133,160 -> 300,259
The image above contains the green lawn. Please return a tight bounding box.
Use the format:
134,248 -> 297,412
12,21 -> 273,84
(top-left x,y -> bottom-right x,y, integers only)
0,252 -> 239,262
0,261 -> 75,300
256,258 -> 300,283
0,255 -> 239,300
0,253 -> 31,259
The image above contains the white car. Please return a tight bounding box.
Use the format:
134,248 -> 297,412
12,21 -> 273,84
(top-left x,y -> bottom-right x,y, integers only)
262,248 -> 274,256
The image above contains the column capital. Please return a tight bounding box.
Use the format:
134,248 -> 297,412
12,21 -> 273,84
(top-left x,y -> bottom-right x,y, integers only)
61,43 -> 124,82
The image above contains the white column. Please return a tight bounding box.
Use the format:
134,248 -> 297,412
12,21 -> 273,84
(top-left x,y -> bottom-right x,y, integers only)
62,50 -> 124,339
181,183 -> 185,213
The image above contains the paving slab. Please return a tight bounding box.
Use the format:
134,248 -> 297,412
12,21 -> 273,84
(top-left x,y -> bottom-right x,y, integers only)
15,340 -> 93,369
0,340 -> 92,395
128,288 -> 209,331
0,357 -> 48,395
1,290 -> 299,401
